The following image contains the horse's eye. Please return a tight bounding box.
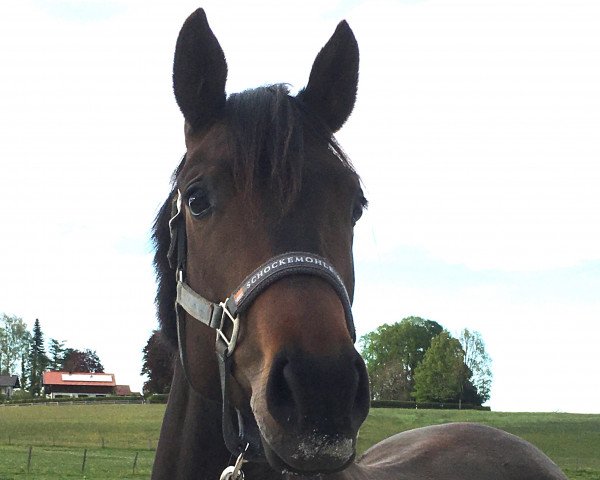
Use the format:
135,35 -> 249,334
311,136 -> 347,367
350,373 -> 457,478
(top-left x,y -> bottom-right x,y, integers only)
351,194 -> 367,226
351,203 -> 364,226
187,190 -> 211,217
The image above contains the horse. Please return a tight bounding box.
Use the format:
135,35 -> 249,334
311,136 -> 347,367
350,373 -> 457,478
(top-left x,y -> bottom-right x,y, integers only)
151,8 -> 568,480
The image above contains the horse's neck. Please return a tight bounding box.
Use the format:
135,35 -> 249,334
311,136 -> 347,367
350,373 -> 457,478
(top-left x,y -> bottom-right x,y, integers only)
152,360 -> 283,480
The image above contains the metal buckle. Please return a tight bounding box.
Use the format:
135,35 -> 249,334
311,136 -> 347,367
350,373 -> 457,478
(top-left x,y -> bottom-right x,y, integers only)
219,444 -> 248,480
168,190 -> 182,233
217,301 -> 240,356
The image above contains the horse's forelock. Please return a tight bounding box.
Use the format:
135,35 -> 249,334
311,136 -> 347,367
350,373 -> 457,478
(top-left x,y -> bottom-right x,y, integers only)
225,84 -> 305,211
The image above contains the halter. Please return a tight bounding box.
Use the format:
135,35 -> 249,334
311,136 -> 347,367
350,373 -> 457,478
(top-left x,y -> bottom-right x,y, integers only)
167,190 -> 357,472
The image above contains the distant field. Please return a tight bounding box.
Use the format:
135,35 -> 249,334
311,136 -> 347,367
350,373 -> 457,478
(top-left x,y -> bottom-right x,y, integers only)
0,404 -> 598,479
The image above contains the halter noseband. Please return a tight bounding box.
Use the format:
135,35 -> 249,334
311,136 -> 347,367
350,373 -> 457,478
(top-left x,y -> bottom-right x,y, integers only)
167,189 -> 356,463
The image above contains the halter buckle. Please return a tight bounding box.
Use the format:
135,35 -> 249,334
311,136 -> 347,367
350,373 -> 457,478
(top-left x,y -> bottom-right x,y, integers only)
217,301 -> 240,356
219,444 -> 248,480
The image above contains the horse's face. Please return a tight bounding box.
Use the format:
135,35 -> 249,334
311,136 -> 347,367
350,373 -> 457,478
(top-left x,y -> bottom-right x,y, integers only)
169,9 -> 370,474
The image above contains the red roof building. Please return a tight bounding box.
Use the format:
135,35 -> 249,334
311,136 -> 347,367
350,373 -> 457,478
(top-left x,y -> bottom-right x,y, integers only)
43,371 -> 117,398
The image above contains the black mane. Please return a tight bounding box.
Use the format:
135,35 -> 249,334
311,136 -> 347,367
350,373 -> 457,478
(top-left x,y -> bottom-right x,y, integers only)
152,84 -> 357,346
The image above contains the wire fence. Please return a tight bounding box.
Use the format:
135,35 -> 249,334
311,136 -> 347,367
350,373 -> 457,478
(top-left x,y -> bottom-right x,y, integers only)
0,444 -> 155,478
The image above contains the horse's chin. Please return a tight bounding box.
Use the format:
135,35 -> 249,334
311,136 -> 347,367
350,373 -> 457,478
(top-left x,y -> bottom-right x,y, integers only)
259,429 -> 356,475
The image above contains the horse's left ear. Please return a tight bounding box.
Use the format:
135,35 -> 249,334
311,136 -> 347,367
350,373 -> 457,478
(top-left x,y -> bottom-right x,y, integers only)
297,21 -> 359,133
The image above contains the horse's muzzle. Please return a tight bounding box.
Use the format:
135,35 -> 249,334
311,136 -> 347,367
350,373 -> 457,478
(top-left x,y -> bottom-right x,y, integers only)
252,347 -> 370,473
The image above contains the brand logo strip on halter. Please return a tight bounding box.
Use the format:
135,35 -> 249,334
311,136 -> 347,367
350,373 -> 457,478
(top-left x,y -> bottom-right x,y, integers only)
229,252 -> 351,316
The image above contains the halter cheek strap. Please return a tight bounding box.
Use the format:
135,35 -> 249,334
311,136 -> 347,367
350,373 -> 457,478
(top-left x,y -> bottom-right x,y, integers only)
167,190 -> 356,461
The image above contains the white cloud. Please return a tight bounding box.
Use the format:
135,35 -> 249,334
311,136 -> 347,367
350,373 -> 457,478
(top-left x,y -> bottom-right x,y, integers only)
1,0 -> 599,411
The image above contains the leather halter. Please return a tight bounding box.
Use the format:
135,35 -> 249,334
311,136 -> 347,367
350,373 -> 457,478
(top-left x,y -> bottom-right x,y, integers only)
167,189 -> 356,460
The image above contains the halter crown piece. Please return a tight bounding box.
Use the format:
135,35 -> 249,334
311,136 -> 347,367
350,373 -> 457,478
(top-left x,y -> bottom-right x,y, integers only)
167,190 -> 357,477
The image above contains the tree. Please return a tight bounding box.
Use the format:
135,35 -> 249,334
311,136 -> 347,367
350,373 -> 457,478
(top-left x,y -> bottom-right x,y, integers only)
48,338 -> 66,370
141,331 -> 173,395
360,317 -> 443,400
0,314 -> 31,376
413,331 -> 469,403
366,362 -> 410,401
459,328 -> 492,403
63,349 -> 104,373
20,353 -> 30,393
29,318 -> 49,396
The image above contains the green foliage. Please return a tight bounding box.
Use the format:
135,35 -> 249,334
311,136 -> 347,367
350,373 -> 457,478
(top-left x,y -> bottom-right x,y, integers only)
370,399 -> 491,410
7,388 -> 34,401
360,317 -> 442,400
459,328 -> 492,403
20,351 -> 30,392
0,313 -> 31,376
413,331 -> 469,403
48,338 -> 67,370
141,331 -> 173,395
30,318 -> 49,395
146,393 -> 169,404
4,395 -> 143,405
361,319 -> 492,406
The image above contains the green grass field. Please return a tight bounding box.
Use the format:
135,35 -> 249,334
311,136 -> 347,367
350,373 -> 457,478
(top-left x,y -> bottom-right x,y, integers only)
0,404 -> 598,479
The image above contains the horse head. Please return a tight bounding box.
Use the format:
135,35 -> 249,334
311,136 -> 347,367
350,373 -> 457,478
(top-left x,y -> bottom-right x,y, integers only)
155,8 -> 370,475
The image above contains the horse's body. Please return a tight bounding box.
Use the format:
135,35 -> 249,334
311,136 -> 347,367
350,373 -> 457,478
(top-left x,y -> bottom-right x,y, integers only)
151,8 -> 567,480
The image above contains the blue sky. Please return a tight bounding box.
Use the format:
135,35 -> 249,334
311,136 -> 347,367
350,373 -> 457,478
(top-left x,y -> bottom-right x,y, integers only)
1,0 -> 599,413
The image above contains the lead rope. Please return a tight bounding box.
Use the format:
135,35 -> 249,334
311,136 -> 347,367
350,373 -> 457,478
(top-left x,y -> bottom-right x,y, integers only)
220,443 -> 249,480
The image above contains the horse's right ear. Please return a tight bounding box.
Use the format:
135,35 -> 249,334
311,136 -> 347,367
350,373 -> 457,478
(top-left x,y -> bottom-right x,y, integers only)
297,21 -> 359,133
173,9 -> 227,131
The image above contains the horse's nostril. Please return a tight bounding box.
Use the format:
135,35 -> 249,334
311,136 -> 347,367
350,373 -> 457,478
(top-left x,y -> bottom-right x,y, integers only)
352,355 -> 371,426
266,354 -> 297,426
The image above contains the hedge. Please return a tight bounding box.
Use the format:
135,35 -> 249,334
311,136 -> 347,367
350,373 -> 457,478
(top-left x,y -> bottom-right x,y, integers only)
1,395 -> 143,405
370,400 -> 491,411
146,394 -> 169,404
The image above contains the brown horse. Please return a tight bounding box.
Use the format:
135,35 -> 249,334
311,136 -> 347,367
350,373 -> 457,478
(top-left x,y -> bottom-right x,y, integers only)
151,8 -> 567,480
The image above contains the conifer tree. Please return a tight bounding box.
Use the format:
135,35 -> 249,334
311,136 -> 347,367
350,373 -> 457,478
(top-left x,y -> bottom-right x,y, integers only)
29,318 -> 49,396
48,338 -> 66,370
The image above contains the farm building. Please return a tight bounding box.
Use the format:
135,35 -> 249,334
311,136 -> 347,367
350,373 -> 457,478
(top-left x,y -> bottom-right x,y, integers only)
115,384 -> 132,396
0,375 -> 20,398
43,371 -> 117,398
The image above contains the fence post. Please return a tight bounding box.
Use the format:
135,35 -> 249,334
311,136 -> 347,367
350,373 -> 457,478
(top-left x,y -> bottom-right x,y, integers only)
132,452 -> 139,475
102,437 -> 105,449
81,448 -> 87,474
27,446 -> 33,473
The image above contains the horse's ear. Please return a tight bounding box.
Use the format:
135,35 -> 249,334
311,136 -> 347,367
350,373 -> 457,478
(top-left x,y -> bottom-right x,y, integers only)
297,21 -> 359,133
173,8 -> 227,130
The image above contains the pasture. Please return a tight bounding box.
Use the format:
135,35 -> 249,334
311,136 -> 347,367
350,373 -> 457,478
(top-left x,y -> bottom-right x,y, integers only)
0,404 -> 598,479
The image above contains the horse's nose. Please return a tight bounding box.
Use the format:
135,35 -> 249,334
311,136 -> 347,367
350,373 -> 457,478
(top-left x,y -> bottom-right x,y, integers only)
266,347 -> 370,435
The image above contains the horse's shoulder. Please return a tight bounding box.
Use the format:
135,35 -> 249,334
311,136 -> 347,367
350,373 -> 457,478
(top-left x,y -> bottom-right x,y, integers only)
353,422 -> 567,480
